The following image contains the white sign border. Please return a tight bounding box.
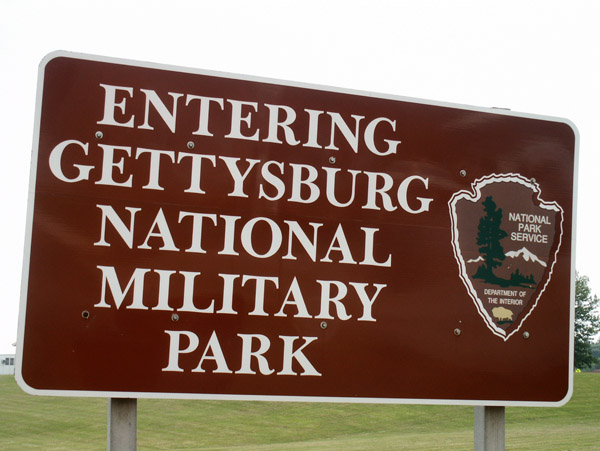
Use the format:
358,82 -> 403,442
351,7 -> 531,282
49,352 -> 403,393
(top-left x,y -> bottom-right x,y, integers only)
16,50 -> 579,407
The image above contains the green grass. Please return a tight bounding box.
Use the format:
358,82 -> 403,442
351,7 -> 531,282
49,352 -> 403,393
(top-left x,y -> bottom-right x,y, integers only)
0,374 -> 598,450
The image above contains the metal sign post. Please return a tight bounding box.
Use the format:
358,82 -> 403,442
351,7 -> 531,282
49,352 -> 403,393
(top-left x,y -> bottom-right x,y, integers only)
108,398 -> 137,451
474,406 -> 505,451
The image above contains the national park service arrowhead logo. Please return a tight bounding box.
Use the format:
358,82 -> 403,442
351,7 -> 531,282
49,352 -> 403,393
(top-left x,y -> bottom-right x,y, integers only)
449,174 -> 564,340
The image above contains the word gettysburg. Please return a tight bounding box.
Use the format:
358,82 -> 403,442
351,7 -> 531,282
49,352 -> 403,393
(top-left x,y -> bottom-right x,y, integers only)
46,82 -> 438,378
50,143 -> 432,212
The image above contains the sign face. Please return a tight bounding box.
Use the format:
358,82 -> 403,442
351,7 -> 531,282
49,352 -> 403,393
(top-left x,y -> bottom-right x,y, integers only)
17,51 -> 577,406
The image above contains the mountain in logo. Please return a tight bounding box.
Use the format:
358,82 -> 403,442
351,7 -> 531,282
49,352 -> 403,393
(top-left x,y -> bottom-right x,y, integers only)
505,247 -> 547,268
467,256 -> 485,264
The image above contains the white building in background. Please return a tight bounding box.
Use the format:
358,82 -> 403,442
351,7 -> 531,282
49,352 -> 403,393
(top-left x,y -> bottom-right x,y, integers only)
0,355 -> 15,375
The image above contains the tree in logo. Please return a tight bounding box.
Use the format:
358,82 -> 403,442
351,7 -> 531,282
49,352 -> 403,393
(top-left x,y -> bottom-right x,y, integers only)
473,196 -> 507,284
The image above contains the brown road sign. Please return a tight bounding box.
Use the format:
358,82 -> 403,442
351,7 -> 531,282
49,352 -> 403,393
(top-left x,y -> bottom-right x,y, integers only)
17,51 -> 578,406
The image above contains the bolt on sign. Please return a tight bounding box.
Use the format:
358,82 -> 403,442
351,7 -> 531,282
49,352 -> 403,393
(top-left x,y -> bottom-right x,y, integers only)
17,51 -> 578,406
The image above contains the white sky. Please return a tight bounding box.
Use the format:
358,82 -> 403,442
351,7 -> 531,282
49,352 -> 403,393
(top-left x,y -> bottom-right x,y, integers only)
1,0 -> 599,354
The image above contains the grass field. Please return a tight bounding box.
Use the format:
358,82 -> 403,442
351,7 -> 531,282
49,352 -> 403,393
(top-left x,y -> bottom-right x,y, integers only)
0,373 -> 598,450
